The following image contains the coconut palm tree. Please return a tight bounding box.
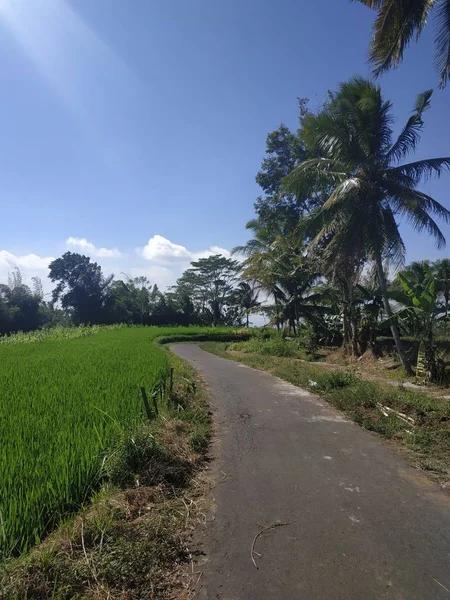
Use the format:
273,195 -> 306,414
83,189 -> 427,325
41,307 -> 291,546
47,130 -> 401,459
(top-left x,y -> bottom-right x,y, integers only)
355,0 -> 450,88
284,77 -> 450,375
234,281 -> 261,327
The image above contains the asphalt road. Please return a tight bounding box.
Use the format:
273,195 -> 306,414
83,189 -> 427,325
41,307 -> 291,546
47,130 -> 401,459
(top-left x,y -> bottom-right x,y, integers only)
171,344 -> 450,600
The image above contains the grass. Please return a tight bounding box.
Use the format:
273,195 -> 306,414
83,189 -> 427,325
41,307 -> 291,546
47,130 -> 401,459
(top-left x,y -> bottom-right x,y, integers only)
201,342 -> 450,484
0,325 -> 238,561
227,336 -> 311,359
0,348 -> 212,599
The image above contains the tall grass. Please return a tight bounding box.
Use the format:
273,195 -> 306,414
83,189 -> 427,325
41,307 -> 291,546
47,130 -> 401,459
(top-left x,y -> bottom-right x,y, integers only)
0,325 -> 240,559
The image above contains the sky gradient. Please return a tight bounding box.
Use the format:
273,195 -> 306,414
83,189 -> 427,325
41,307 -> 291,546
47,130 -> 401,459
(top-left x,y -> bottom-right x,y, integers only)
0,0 -> 449,292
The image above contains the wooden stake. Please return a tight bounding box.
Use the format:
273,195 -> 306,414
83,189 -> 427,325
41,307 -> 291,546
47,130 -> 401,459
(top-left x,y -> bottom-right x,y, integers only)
140,387 -> 153,420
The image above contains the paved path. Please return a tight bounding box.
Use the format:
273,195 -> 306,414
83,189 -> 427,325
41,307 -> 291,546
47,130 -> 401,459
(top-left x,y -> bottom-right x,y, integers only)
171,344 -> 450,600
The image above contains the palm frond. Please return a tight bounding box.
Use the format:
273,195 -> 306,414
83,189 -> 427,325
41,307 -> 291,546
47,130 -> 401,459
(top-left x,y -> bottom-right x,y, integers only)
353,0 -> 385,7
369,0 -> 435,77
434,0 -> 450,87
388,156 -> 450,183
283,158 -> 346,195
387,89 -> 432,163
403,200 -> 447,248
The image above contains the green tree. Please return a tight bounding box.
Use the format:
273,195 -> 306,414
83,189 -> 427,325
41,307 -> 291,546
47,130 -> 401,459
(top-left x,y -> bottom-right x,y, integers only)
253,99 -> 326,232
49,252 -> 113,324
355,0 -> 450,87
172,255 -> 240,325
285,78 -> 450,374
0,268 -> 48,334
109,275 -> 152,324
232,282 -> 261,327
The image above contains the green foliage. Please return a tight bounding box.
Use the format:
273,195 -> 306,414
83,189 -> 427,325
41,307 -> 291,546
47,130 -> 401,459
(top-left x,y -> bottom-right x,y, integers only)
0,325 -> 236,559
1,347 -> 211,598
281,78 -> 449,371
49,252 -> 114,325
0,268 -> 51,335
171,254 -> 241,326
355,0 -> 450,88
314,369 -> 358,391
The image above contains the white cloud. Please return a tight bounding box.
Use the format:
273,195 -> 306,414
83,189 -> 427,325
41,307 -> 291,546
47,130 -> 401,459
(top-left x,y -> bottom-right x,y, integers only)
0,235 -> 232,298
140,235 -> 191,262
66,237 -> 122,258
0,251 -> 53,271
0,250 -> 54,294
138,235 -> 231,264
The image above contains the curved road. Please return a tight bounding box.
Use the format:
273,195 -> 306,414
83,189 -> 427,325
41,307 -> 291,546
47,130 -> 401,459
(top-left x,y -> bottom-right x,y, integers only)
171,344 -> 450,600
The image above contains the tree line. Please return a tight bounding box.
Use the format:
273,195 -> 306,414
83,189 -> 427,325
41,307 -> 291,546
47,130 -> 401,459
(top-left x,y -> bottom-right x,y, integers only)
0,252 -> 260,336
236,77 -> 450,381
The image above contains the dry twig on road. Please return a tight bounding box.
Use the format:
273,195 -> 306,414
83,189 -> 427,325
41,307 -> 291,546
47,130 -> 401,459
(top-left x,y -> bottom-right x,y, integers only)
250,522 -> 289,569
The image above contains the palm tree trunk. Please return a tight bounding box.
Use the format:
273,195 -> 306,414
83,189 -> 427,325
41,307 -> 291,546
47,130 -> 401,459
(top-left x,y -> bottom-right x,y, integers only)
373,247 -> 413,375
348,284 -> 359,356
341,285 -> 351,354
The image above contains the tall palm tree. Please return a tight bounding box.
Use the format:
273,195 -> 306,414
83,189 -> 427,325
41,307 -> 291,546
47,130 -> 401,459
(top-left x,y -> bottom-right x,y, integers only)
285,77 -> 450,374
355,0 -> 450,88
235,281 -> 261,327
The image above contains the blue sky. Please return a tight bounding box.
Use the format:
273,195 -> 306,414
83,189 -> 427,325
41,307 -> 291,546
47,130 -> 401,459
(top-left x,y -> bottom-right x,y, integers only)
0,0 -> 449,291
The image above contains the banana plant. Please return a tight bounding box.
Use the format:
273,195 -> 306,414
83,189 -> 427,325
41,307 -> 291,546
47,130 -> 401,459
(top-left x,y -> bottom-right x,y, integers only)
394,268 -> 447,381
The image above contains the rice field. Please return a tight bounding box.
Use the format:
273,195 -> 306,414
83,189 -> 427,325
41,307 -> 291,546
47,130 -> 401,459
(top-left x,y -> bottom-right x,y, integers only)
0,326 -> 235,559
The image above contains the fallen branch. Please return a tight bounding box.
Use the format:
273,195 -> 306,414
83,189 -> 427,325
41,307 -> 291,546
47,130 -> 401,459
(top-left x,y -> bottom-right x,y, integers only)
250,522 -> 289,569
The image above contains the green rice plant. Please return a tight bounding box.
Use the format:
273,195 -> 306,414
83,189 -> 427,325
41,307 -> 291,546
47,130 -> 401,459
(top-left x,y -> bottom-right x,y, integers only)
0,324 -> 123,345
0,325 -> 240,559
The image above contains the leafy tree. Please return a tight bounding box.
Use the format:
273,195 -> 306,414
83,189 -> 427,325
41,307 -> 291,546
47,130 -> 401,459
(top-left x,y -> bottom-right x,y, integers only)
106,281 -> 139,324
49,252 -> 113,325
172,255 -> 240,325
0,268 -> 48,334
355,0 -> 450,88
108,275 -> 152,325
285,78 -> 450,374
253,99 -> 326,232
